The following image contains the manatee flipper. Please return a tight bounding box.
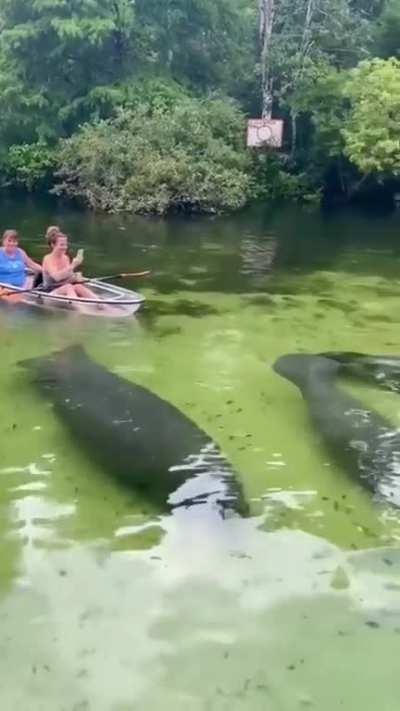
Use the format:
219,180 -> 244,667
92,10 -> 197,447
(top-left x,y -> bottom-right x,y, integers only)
319,352 -> 400,393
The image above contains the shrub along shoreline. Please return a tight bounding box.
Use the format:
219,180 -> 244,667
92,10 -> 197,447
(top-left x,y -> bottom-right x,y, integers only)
3,58 -> 400,217
1,93 -> 317,216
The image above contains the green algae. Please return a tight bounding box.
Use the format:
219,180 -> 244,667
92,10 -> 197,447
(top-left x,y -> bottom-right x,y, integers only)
1,202 -> 400,709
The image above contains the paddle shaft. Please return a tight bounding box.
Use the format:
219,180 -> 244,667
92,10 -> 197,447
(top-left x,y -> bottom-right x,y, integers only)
94,271 -> 151,283
0,270 -> 151,297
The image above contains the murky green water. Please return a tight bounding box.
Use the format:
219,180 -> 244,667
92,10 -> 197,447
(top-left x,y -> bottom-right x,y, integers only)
2,197 -> 400,710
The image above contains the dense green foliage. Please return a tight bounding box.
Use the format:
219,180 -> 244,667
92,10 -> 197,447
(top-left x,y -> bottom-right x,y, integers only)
0,0 -> 398,212
54,99 -> 253,215
343,58 -> 400,176
3,143 -> 56,191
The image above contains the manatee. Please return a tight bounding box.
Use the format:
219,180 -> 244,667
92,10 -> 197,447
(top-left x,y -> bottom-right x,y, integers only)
273,353 -> 400,507
20,345 -> 247,516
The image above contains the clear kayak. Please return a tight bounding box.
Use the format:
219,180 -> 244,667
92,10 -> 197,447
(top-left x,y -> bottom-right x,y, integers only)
0,278 -> 145,318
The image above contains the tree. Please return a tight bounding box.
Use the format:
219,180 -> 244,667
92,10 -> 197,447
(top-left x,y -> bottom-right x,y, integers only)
342,57 -> 400,176
256,0 -> 377,149
0,0 -> 257,143
0,0 -> 394,206
375,0 -> 400,58
134,0 -> 256,94
0,0 -> 138,141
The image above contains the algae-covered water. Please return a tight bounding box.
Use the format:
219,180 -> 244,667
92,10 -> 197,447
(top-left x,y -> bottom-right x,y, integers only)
2,198 -> 400,710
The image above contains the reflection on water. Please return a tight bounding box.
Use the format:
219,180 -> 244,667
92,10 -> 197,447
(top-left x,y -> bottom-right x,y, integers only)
2,515 -> 400,710
240,234 -> 277,288
1,198 -> 400,708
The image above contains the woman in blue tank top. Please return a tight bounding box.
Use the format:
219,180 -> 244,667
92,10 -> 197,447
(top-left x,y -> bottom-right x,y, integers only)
0,230 -> 41,288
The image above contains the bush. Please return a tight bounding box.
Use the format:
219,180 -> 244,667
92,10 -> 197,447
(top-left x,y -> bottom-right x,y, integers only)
250,151 -> 321,203
53,96 -> 253,215
342,58 -> 400,176
3,142 -> 56,191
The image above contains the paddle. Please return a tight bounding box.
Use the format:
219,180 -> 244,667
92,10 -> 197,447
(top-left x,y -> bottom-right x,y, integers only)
90,270 -> 151,283
0,270 -> 151,298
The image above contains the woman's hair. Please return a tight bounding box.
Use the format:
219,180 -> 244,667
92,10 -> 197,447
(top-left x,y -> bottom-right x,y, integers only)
45,225 -> 60,246
2,229 -> 19,243
48,231 -> 68,249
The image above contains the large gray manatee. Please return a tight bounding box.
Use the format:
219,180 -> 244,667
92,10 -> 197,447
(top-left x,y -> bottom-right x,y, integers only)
273,353 -> 400,507
20,345 -> 248,517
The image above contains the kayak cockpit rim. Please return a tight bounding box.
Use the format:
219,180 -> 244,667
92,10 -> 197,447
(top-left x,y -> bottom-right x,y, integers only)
0,279 -> 145,307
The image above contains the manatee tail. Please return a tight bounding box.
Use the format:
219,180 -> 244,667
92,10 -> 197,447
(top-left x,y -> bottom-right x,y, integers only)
273,353 -> 339,392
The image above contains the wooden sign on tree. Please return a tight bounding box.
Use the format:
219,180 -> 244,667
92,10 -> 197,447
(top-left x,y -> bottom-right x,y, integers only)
247,118 -> 283,148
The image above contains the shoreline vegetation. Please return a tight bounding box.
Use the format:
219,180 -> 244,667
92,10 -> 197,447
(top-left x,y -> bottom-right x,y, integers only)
0,1 -> 399,216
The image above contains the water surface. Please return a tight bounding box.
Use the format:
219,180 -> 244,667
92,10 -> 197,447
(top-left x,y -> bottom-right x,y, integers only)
1,198 -> 400,710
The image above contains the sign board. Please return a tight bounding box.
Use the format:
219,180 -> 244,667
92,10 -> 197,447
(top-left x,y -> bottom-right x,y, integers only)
247,119 -> 283,148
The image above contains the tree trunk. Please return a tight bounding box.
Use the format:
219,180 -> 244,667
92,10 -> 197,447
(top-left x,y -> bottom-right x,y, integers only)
291,111 -> 297,157
259,0 -> 275,118
294,0 -> 314,85
348,172 -> 371,198
112,2 -> 125,71
165,1 -> 174,69
303,0 -> 314,44
337,157 -> 347,196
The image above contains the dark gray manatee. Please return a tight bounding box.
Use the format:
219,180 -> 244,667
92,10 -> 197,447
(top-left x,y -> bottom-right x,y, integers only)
20,346 -> 248,516
273,353 -> 400,507
320,351 -> 400,393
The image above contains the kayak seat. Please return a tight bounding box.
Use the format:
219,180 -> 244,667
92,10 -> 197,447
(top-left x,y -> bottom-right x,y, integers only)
33,272 -> 43,289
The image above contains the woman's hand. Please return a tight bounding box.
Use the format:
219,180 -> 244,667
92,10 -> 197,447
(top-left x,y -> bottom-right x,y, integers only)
72,253 -> 84,269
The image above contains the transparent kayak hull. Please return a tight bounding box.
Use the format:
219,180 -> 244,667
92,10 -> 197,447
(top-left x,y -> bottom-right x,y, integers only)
0,278 -> 145,318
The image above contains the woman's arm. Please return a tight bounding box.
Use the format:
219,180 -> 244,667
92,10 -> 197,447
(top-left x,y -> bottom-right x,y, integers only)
42,255 -> 74,282
20,250 -> 42,273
